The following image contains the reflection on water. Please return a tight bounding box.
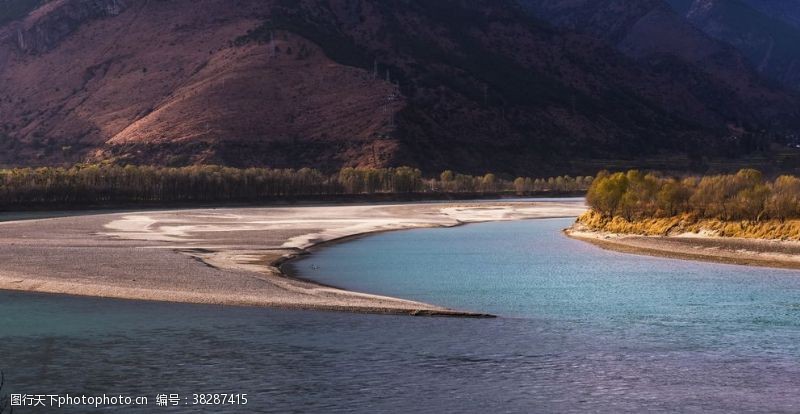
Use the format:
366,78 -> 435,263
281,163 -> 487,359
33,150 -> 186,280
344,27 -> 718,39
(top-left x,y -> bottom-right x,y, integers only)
2,218 -> 800,413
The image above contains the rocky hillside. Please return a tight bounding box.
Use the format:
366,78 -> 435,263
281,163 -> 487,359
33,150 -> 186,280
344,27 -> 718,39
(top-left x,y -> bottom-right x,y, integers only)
1,0 -> 799,175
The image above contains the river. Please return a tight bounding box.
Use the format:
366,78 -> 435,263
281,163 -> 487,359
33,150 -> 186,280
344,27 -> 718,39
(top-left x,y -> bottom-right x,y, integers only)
2,218 -> 799,412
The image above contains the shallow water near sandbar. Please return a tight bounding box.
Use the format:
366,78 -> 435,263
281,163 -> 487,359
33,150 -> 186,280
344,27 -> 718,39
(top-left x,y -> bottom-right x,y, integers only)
2,218 -> 800,412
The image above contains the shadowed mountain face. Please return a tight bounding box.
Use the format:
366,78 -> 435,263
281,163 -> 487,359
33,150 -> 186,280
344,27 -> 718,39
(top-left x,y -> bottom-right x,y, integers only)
519,0 -> 800,92
0,0 -> 45,25
664,0 -> 800,92
0,0 -> 799,175
728,0 -> 800,28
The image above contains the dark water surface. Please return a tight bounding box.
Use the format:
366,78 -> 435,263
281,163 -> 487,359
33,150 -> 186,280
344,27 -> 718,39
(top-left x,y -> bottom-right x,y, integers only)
2,218 -> 800,413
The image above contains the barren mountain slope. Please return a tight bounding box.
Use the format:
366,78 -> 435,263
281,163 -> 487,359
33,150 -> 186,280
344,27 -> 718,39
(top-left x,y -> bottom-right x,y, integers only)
0,0 -> 402,168
1,0 -> 799,174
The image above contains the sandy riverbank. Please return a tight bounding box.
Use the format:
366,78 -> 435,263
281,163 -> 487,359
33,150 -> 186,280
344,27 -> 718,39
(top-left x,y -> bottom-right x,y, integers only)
0,200 -> 586,316
566,224 -> 800,270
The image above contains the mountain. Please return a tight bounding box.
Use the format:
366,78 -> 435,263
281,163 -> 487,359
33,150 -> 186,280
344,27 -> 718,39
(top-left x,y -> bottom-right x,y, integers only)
736,0 -> 800,29
0,0 -> 45,25
518,0 -> 800,98
665,0 -> 800,92
1,0 -> 799,175
0,0 -> 402,169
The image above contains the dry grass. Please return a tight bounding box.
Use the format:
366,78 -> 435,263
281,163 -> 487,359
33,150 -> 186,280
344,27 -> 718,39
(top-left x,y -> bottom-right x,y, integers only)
577,211 -> 800,241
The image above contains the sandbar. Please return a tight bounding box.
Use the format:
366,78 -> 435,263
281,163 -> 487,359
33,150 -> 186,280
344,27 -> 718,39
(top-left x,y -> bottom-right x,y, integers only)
0,200 -> 586,316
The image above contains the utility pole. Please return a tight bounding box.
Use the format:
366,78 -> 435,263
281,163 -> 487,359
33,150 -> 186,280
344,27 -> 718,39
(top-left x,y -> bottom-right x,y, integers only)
382,69 -> 398,131
388,99 -> 395,129
16,29 -> 25,51
386,87 -> 397,130
270,31 -> 276,59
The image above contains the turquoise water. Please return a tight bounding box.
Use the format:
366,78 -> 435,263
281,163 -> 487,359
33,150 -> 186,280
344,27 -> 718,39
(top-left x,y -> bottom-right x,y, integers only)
2,218 -> 800,412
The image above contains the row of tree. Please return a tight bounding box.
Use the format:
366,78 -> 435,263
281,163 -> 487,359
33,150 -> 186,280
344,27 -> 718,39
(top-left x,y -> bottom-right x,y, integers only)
0,164 -> 593,208
437,171 -> 592,194
587,169 -> 800,221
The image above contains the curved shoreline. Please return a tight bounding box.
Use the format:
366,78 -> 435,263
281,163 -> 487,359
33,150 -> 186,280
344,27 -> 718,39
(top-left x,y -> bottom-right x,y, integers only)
565,227 -> 800,271
277,214 -> 587,299
273,223 -> 497,318
0,201 -> 587,317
